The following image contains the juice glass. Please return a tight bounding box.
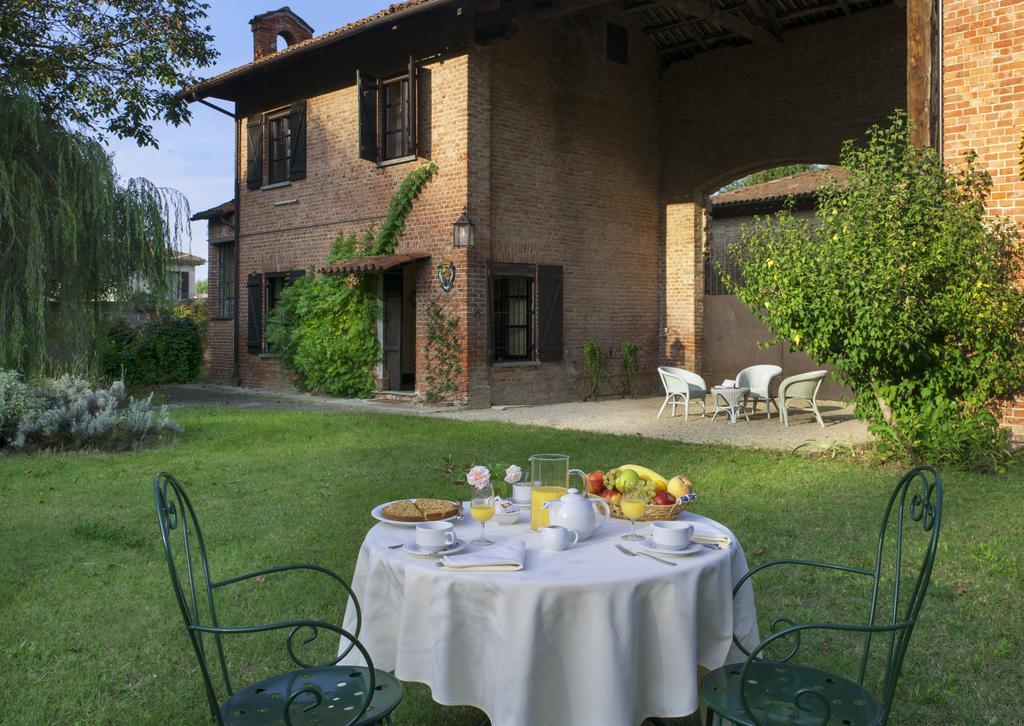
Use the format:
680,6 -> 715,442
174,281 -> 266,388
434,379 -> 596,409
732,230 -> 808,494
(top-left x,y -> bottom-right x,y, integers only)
620,491 -> 647,541
470,484 -> 496,546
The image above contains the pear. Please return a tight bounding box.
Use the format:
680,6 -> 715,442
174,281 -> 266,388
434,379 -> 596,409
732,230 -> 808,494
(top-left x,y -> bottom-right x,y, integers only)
667,475 -> 693,499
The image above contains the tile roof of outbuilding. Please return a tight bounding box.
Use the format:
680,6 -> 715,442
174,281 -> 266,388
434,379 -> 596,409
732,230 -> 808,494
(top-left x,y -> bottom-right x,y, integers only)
711,167 -> 848,207
173,251 -> 207,266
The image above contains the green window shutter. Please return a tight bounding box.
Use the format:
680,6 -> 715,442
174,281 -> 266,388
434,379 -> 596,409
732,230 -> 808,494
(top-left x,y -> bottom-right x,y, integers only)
246,116 -> 263,190
246,273 -> 263,354
537,265 -> 564,362
287,100 -> 307,181
357,70 -> 379,162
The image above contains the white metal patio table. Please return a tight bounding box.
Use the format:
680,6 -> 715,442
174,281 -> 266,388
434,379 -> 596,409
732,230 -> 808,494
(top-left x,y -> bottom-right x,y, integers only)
339,507 -> 759,726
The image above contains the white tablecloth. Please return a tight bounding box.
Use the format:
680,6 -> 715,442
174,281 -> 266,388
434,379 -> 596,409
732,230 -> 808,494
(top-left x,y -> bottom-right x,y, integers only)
341,508 -> 759,726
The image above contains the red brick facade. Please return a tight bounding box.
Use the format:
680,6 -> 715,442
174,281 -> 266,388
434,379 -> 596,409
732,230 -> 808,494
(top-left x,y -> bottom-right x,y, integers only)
943,0 -> 1024,434
194,2 -> 1020,410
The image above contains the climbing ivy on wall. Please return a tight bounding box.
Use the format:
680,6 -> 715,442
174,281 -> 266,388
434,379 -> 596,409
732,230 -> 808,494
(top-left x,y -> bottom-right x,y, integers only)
266,162 -> 438,397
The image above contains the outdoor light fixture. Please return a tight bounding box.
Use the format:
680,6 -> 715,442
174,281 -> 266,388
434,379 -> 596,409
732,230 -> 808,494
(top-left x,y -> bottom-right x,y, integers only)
453,206 -> 475,248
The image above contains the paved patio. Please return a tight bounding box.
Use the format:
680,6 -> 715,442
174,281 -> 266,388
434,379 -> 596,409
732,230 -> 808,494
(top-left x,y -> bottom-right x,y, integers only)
164,384 -> 870,451
438,396 -> 870,451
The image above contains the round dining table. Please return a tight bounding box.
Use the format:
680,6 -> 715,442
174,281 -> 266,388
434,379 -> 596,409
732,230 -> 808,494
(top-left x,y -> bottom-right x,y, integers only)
340,506 -> 759,726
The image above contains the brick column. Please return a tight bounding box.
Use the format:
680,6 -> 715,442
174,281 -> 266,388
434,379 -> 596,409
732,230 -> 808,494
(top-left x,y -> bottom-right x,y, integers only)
663,195 -> 707,371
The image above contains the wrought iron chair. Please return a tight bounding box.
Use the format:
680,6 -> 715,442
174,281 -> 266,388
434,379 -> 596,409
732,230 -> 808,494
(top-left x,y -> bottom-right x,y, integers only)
700,466 -> 942,726
657,366 -> 708,421
153,473 -> 403,725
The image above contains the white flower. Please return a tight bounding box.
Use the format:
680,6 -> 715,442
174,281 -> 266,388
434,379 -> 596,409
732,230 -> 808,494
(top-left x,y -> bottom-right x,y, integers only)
504,464 -> 523,485
466,465 -> 491,490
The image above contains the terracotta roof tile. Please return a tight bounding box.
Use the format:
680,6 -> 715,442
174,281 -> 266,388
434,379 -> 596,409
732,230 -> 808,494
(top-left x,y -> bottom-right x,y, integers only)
711,167 -> 848,207
173,251 -> 206,266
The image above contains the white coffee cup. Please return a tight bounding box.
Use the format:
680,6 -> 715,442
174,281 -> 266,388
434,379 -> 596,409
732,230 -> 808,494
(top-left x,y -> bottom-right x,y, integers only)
512,482 -> 534,504
415,521 -> 456,552
540,525 -> 579,551
651,521 -> 693,550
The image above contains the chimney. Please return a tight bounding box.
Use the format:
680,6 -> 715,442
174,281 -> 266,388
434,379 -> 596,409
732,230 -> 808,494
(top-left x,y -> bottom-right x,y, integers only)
250,7 -> 314,61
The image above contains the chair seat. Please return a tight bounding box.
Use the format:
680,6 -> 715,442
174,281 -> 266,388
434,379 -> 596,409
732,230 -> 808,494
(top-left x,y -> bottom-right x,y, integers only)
222,666 -> 403,725
701,661 -> 882,726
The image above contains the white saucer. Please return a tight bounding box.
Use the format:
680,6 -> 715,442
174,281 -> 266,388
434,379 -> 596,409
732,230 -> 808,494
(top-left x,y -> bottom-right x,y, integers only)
402,539 -> 467,558
640,539 -> 702,557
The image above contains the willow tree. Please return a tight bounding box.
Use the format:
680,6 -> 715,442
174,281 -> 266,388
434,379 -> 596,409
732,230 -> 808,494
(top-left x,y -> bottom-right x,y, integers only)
0,94 -> 189,376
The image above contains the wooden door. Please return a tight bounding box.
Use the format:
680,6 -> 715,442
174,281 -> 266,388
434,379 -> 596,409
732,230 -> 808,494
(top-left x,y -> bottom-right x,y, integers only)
382,273 -> 403,391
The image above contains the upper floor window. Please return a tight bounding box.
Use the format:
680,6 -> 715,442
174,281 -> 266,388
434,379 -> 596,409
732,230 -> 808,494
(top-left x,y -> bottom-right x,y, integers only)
357,57 -> 420,164
267,113 -> 292,184
245,100 -> 307,189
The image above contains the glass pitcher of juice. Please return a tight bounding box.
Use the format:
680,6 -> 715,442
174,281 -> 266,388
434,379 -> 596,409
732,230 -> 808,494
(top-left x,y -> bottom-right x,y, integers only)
529,454 -> 587,530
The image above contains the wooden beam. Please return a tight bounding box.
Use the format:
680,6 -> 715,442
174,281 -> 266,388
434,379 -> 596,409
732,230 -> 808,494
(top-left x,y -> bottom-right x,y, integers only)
836,0 -> 852,14
642,18 -> 709,50
673,0 -> 781,44
476,0 -> 610,26
907,0 -> 939,148
742,0 -> 784,36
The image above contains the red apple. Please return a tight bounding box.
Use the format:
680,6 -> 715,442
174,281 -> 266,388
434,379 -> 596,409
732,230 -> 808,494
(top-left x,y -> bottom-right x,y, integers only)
586,470 -> 606,495
654,491 -> 675,506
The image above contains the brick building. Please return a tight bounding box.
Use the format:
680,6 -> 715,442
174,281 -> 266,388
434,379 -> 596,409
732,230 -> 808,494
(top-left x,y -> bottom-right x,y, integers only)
184,0 -> 1022,411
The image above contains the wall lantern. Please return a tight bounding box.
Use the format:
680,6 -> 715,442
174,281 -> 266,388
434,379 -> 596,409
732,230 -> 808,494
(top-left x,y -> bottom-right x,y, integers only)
453,206 -> 475,248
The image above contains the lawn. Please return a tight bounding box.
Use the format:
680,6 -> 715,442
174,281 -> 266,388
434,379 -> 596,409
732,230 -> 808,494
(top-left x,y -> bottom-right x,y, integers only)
0,407 -> 1020,725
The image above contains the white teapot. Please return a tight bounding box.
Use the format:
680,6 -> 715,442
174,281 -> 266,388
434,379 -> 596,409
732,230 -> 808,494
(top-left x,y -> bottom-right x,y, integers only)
543,488 -> 610,541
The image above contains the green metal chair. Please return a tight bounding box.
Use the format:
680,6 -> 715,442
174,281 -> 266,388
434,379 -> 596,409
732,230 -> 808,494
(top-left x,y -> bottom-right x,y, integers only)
153,472 -> 403,725
777,370 -> 829,427
700,466 -> 942,726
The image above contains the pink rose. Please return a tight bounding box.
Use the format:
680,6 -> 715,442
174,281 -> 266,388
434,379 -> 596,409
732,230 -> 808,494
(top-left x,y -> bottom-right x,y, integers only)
504,465 -> 523,485
466,465 -> 491,490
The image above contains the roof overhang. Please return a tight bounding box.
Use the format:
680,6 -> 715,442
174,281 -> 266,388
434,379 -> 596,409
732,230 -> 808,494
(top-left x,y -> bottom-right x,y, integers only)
179,0 -> 464,102
319,252 -> 430,276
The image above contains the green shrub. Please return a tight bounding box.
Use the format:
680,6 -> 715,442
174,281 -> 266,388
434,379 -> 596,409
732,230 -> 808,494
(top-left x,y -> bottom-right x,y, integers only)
621,343 -> 639,398
102,316 -> 202,386
582,341 -> 605,400
729,113 -> 1024,471
265,274 -> 379,397
0,370 -> 180,452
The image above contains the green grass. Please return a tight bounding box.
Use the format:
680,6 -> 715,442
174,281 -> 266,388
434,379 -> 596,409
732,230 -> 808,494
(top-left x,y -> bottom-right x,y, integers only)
0,407 -> 1021,724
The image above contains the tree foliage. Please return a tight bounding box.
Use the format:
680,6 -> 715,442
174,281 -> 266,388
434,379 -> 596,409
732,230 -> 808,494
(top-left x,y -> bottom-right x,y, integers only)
266,163 -> 439,398
721,164 -> 818,193
0,93 -> 189,377
728,114 -> 1024,470
0,0 -> 217,147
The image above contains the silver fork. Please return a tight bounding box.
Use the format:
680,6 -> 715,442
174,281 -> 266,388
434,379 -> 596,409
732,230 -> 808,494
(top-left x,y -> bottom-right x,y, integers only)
615,543 -> 676,567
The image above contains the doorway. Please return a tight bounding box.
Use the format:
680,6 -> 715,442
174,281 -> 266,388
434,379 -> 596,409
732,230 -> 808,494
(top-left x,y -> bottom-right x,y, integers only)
381,267 -> 416,392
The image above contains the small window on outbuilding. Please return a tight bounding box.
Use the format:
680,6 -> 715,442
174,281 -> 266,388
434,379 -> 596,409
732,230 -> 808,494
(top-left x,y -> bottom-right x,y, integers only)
607,23 -> 628,65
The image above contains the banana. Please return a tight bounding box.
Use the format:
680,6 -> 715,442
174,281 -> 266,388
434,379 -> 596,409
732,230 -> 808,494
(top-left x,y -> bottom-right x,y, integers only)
617,464 -> 668,489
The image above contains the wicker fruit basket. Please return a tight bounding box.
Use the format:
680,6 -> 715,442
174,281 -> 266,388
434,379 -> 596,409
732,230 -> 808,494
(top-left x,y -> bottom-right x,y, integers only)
588,492 -> 697,521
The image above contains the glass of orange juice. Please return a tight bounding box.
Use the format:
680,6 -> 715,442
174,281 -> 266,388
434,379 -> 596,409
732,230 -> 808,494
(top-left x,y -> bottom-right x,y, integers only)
470,484 -> 496,546
620,490 -> 647,541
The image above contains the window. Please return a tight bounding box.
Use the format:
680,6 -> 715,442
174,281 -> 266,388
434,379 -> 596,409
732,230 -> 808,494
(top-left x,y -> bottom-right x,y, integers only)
217,242 -> 235,317
357,58 -> 419,164
168,270 -> 189,300
493,276 -> 534,361
607,23 -> 628,65
256,270 -> 304,353
267,114 -> 291,184
488,264 -> 564,364
245,101 -> 307,189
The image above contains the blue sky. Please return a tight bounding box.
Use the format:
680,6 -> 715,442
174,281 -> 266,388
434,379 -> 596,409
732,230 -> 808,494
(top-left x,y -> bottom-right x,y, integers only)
106,2 -> 391,281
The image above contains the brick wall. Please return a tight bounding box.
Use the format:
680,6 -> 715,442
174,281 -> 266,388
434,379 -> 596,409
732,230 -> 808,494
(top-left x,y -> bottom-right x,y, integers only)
473,6 -> 664,404
205,216 -> 234,382
943,0 -> 1024,434
231,52 -> 472,395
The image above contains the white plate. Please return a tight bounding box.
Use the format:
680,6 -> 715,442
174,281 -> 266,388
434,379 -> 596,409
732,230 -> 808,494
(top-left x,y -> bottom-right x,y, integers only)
402,539 -> 467,558
640,539 -> 703,557
372,499 -> 462,528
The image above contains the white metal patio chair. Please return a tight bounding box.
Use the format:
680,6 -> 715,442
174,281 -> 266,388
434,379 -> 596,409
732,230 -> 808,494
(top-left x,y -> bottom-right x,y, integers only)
777,369 -> 829,427
657,366 -> 708,421
736,364 -> 783,419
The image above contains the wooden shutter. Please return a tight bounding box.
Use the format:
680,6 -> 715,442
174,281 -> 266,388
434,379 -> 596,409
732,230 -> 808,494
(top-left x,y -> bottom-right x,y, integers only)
537,265 -> 564,362
246,116 -> 263,190
357,70 -> 379,162
246,273 -> 263,354
406,56 -> 418,158
287,100 -> 307,181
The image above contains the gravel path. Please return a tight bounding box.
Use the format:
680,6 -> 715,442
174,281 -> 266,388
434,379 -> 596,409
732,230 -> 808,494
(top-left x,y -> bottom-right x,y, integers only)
164,384 -> 870,452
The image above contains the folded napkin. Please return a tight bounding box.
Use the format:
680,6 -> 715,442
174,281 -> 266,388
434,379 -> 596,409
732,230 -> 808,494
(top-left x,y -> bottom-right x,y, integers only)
690,525 -> 732,548
721,379 -> 737,388
440,540 -> 526,572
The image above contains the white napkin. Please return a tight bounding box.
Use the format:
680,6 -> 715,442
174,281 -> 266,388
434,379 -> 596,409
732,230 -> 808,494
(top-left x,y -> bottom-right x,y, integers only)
721,379 -> 737,388
690,525 -> 732,548
440,539 -> 526,572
